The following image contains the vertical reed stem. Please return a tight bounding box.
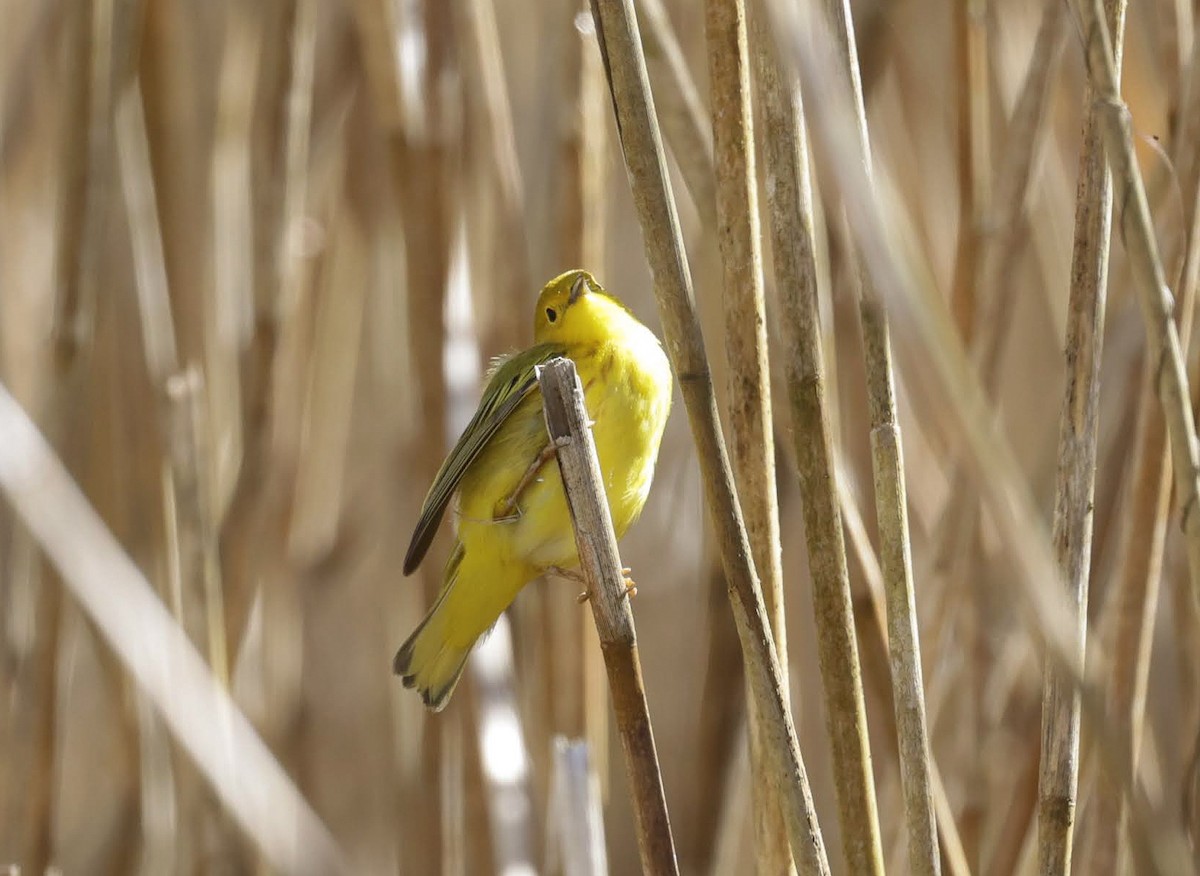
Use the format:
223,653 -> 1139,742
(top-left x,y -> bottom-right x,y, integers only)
703,1 -> 792,873
813,0 -> 936,870
1036,0 -> 1126,869
538,358 -> 679,876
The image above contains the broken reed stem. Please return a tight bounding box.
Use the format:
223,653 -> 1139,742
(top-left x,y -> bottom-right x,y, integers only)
1037,0 -> 1126,870
1069,0 -> 1200,605
537,358 -> 678,876
588,1 -> 831,871
703,1 -> 792,874
818,1 -> 936,872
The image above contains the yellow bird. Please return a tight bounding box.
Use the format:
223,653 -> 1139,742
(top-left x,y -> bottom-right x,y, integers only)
395,269 -> 673,710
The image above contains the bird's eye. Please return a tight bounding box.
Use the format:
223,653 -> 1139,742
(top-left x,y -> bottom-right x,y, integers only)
546,307 -> 557,323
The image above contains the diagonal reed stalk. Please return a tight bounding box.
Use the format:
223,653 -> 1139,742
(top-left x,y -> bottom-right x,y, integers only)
1081,33 -> 1200,876
588,0 -> 831,871
1068,0 -> 1200,604
1036,0 -> 1127,870
702,1 -> 792,873
0,384 -> 347,876
815,1 -> 938,872
538,358 -> 678,876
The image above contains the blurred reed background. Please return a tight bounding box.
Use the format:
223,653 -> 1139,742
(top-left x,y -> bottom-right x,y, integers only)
1,0 -> 1199,873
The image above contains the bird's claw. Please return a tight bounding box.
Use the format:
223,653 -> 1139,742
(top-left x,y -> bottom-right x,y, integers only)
558,566 -> 637,601
621,568 -> 637,599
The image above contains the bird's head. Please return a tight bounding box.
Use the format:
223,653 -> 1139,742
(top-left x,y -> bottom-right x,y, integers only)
533,269 -> 631,345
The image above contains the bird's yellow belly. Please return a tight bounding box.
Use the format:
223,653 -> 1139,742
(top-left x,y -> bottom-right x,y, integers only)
455,345 -> 671,575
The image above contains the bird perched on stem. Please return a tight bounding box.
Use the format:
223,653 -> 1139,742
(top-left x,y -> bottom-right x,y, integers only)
395,269 -> 673,710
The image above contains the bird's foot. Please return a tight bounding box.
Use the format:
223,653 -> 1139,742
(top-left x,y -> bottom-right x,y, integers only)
621,568 -> 637,599
565,567 -> 636,603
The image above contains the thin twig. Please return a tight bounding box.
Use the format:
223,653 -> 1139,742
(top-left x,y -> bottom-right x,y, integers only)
537,357 -> 678,876
588,1 -> 831,871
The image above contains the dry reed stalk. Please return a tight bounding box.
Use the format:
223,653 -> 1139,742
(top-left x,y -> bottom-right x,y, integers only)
548,737 -> 609,876
209,0 -> 258,531
635,0 -> 717,228
949,0 -> 990,342
766,3 -> 1194,869
537,358 -> 679,876
1081,37 -> 1200,875
395,1 -> 459,870
692,543 -> 748,872
817,1 -> 937,871
588,0 -> 831,870
455,0 -> 549,847
744,10 -> 853,876
708,722 -> 753,876
926,2 -> 1065,857
630,9 -> 749,857
19,1 -> 107,868
115,79 -> 232,873
703,1 -> 792,874
554,0 -> 611,794
0,384 -> 346,875
455,0 -> 531,352
972,0 -> 1065,393
1036,0 -> 1127,869
931,0 -> 1065,629
216,0 -> 294,671
837,473 -> 971,876
1068,0 -> 1200,602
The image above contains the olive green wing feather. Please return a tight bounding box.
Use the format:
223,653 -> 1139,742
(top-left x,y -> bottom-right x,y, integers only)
403,343 -> 565,575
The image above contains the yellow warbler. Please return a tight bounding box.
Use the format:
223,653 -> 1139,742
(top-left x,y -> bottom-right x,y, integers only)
395,269 -> 673,710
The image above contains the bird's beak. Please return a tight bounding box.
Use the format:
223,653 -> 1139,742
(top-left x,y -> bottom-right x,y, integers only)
568,273 -> 589,304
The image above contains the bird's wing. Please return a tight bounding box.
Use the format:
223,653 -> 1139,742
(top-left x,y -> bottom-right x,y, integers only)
403,343 -> 565,574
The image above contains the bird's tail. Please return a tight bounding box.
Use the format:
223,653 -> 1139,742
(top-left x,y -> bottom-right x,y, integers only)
394,546 -> 474,711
